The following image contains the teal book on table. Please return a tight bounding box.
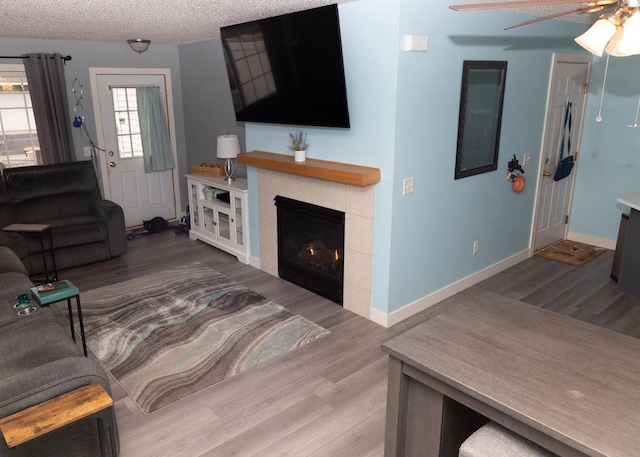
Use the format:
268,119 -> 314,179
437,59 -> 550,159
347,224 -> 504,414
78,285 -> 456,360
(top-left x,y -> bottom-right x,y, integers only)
30,280 -> 79,305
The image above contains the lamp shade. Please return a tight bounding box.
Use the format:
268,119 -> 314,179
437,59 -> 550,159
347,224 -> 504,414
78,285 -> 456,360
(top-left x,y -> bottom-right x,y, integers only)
216,135 -> 241,159
575,17 -> 617,57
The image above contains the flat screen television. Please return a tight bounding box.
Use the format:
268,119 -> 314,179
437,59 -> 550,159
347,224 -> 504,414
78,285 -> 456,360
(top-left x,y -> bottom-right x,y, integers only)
220,4 -> 350,129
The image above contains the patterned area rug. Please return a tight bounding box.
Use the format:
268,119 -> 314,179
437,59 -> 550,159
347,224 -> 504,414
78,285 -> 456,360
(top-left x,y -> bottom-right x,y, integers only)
76,263 -> 330,414
535,240 -> 606,267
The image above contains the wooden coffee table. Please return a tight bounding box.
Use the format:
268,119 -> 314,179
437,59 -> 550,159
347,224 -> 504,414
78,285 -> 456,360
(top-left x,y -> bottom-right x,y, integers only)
382,292 -> 640,457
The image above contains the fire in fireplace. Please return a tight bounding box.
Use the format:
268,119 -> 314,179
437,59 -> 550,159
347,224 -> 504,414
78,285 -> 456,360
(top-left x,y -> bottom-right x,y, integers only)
274,196 -> 345,305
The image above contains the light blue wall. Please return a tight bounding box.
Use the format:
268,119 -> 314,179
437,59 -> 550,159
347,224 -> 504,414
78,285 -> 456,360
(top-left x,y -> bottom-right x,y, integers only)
245,0 -> 591,315
570,55 -> 640,240
388,2 -> 589,311
245,0 -> 401,313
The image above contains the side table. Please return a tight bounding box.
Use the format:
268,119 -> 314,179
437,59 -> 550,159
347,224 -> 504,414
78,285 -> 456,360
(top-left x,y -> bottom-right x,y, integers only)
3,223 -> 58,282
0,383 -> 117,457
31,280 -> 87,357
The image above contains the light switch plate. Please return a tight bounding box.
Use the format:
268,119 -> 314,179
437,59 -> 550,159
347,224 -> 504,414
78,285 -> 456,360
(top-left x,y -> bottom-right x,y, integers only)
403,177 -> 414,195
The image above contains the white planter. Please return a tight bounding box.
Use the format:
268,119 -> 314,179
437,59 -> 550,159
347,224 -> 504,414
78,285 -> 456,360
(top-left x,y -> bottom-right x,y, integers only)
294,150 -> 306,162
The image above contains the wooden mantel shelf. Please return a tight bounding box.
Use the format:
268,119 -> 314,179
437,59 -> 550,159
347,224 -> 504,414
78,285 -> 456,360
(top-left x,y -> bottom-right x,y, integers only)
237,150 -> 380,187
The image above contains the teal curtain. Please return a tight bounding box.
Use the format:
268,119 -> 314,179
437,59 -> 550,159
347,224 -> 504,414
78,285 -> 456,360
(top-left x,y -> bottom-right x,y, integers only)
136,86 -> 174,173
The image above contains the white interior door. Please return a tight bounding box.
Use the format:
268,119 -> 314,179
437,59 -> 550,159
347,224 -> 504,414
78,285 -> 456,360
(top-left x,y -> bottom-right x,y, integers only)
91,70 -> 178,228
532,54 -> 591,252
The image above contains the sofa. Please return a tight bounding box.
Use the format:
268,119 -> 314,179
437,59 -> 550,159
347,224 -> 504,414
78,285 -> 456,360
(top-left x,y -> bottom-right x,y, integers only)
0,161 -> 127,276
0,245 -> 119,456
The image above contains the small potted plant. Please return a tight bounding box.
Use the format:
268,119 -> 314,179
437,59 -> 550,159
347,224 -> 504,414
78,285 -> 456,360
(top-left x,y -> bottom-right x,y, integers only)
288,131 -> 309,162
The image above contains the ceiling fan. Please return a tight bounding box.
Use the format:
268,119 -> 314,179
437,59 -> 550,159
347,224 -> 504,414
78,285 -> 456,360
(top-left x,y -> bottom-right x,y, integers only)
449,0 -> 640,56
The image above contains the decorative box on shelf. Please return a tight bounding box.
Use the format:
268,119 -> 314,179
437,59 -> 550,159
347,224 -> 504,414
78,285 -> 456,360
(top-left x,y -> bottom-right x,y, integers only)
191,163 -> 225,178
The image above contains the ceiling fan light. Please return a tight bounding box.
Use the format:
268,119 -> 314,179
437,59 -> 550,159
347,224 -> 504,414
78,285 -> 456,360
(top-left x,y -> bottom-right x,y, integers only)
612,11 -> 640,56
575,17 -> 617,57
604,25 -> 626,56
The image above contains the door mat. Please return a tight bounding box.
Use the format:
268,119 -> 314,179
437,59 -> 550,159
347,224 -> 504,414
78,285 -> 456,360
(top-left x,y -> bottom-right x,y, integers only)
535,240 -> 606,267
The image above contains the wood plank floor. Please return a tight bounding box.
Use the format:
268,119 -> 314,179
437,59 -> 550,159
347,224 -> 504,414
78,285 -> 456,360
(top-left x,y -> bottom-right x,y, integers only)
56,232 -> 638,456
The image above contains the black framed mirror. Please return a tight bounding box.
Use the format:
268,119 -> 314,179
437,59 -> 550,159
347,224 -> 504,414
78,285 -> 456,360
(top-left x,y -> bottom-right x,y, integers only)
455,60 -> 507,180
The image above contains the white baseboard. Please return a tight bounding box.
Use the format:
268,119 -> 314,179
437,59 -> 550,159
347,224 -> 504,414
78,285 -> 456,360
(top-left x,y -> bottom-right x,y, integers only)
369,249 -> 531,328
566,231 -> 616,250
249,255 -> 261,270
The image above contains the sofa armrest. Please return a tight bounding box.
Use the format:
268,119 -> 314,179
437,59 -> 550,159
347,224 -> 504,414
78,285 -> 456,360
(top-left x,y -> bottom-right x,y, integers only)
0,357 -> 111,418
0,357 -> 119,457
90,199 -> 127,257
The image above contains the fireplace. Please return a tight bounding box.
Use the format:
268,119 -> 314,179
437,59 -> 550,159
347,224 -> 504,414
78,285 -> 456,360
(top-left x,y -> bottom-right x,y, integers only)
254,167 -> 376,320
275,196 -> 345,305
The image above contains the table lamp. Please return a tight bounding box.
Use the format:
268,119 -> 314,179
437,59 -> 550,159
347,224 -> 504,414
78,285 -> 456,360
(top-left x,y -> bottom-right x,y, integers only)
216,134 -> 240,182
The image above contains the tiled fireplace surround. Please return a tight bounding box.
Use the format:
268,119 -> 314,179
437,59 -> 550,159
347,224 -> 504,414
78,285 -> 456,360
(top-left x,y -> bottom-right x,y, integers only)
256,169 -> 375,319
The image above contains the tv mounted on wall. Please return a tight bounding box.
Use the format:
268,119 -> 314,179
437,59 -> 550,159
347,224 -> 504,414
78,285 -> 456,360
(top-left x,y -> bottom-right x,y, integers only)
220,4 -> 350,129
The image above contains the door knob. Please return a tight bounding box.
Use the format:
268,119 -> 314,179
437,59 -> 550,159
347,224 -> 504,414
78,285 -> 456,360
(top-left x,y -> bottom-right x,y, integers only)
108,150 -> 114,157
543,170 -> 551,177
109,161 -> 116,168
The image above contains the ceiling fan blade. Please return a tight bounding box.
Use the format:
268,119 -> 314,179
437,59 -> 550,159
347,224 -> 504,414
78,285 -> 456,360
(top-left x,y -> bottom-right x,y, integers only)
503,3 -> 613,29
503,8 -> 584,29
450,0 -> 613,12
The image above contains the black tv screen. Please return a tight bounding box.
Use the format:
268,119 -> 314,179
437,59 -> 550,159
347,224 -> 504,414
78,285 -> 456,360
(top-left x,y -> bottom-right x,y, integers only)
220,5 -> 350,129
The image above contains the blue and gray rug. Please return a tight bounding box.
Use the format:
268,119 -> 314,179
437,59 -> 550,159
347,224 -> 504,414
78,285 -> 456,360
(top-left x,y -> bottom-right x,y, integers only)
78,263 -> 330,414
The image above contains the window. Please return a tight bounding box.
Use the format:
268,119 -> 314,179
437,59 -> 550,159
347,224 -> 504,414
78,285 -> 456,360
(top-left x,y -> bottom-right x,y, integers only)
111,87 -> 143,159
0,64 -> 40,168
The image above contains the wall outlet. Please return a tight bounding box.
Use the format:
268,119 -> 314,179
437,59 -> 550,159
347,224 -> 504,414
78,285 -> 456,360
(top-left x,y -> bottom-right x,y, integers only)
403,177 -> 414,195
83,146 -> 93,157
523,152 -> 531,165
473,240 -> 479,255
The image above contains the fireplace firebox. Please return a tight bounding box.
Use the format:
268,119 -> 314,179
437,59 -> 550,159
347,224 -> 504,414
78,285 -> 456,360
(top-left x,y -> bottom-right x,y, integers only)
275,196 -> 345,305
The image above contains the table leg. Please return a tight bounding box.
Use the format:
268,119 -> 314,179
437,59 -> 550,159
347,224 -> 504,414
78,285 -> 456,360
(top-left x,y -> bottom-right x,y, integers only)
384,356 -> 447,457
46,229 -> 58,282
95,407 -> 119,457
38,235 -> 50,282
404,379 -> 445,456
67,298 -> 75,342
385,356 -> 409,457
75,296 -> 88,357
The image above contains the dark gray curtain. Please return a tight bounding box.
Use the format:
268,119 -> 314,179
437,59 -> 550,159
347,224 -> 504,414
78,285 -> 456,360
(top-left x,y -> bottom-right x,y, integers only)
22,53 -> 74,164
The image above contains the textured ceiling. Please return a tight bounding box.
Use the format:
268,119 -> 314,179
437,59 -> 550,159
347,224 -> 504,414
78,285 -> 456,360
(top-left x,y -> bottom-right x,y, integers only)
1,0 -> 596,46
0,0 -> 355,45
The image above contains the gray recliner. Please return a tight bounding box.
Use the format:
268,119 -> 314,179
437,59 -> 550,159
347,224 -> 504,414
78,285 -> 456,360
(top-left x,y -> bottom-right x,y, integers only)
0,161 -> 127,275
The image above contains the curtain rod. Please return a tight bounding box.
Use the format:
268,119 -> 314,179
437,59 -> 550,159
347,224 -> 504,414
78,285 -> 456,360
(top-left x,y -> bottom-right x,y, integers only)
0,55 -> 72,61
108,84 -> 159,90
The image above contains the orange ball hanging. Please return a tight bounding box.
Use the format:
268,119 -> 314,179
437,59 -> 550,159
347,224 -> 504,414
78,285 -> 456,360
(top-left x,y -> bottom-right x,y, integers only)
512,175 -> 525,193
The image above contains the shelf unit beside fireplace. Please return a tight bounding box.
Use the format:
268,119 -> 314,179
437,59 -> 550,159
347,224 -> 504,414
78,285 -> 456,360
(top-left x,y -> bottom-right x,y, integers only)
186,174 -> 249,264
